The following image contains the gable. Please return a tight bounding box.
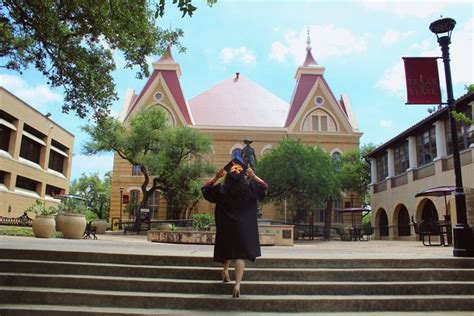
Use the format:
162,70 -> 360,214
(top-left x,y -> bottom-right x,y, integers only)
125,71 -> 192,127
287,77 -> 354,134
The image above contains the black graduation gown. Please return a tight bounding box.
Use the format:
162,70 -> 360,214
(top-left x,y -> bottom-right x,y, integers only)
202,181 -> 267,263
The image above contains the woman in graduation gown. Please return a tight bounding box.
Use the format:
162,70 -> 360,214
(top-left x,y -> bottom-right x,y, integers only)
202,158 -> 267,298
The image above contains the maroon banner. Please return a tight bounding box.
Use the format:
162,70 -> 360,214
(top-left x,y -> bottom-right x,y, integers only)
403,57 -> 441,105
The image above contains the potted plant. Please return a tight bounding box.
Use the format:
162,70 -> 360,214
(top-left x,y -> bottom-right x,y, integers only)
27,200 -> 57,238
57,196 -> 87,239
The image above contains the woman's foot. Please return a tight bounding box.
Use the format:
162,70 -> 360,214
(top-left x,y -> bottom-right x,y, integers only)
232,285 -> 240,298
222,270 -> 231,283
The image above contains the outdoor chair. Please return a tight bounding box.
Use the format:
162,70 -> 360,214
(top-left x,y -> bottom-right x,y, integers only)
413,219 -> 446,246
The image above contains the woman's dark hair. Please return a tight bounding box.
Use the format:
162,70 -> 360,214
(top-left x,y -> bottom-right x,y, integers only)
224,175 -> 250,198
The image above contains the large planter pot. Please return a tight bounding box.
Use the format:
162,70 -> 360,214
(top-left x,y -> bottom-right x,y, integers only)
92,219 -> 108,234
55,213 -> 66,232
32,215 -> 56,238
62,213 -> 86,239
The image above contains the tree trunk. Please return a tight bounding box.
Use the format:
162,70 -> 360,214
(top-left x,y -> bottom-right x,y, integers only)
323,200 -> 333,240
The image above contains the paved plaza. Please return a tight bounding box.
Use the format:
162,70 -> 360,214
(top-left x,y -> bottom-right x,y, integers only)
0,233 -> 465,260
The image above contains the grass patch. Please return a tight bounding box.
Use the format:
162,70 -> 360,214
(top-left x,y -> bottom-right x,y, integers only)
0,225 -> 63,238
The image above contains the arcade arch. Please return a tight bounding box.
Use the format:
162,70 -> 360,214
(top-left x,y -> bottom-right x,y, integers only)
393,204 -> 411,237
374,207 -> 389,239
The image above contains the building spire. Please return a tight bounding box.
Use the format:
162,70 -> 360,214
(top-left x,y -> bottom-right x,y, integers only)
306,27 -> 311,52
303,27 -> 317,66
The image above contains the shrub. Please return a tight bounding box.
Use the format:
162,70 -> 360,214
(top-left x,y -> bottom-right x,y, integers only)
26,200 -> 56,216
192,213 -> 215,231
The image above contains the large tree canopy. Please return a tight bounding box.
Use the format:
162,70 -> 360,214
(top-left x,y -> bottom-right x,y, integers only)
258,139 -> 340,223
70,171 -> 112,220
82,106 -> 213,219
0,0 -> 216,119
339,143 -> 376,208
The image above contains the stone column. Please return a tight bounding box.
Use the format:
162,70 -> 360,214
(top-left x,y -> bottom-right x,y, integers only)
435,121 -> 447,159
387,148 -> 395,178
407,136 -> 417,170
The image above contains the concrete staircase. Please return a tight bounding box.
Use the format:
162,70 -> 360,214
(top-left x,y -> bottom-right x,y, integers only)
0,249 -> 473,315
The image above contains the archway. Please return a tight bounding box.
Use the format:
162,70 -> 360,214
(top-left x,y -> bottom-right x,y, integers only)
375,208 -> 389,238
395,204 -> 411,236
420,199 -> 439,222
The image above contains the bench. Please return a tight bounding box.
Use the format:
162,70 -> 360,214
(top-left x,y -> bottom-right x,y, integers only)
82,221 -> 97,240
0,212 -> 33,227
123,209 -> 151,235
413,219 -> 448,246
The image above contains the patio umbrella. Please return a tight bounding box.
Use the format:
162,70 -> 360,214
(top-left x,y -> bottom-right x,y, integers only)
336,207 -> 370,227
415,186 -> 456,219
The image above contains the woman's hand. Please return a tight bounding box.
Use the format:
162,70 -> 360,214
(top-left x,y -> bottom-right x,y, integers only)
216,168 -> 226,179
246,168 -> 256,180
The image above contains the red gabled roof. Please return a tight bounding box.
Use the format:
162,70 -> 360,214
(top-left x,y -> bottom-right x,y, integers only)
303,49 -> 318,66
284,74 -> 319,127
124,69 -> 192,125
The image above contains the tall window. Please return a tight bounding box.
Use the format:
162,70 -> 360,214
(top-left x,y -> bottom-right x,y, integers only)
0,125 -> 11,152
132,164 -> 141,176
16,175 -> 39,192
416,126 -> 436,166
445,109 -> 473,155
376,152 -> 388,182
332,151 -> 341,172
48,150 -> 65,173
147,190 -> 160,219
394,141 -> 409,175
0,170 -> 6,184
20,136 -> 42,164
302,109 -> 337,132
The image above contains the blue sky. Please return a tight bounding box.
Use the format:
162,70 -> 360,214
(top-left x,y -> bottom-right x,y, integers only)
0,0 -> 472,181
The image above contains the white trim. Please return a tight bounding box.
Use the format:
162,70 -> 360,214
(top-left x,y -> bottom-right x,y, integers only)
330,148 -> 343,156
50,145 -> 68,157
0,118 -> 16,130
44,195 -> 61,203
14,187 -> 40,198
229,143 -> 244,155
47,168 -> 66,179
0,183 -> 9,192
18,157 -> 42,170
260,144 -> 273,155
22,130 -> 46,146
0,149 -> 13,160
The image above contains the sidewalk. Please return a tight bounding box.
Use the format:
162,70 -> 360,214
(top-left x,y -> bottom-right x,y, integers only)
0,233 -> 467,260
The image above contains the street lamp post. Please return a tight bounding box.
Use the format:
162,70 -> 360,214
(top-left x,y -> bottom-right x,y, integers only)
119,187 -> 124,230
430,17 -> 474,257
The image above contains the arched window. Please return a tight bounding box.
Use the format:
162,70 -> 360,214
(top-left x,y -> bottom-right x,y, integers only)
302,109 -> 337,132
397,205 -> 411,236
332,151 -> 341,172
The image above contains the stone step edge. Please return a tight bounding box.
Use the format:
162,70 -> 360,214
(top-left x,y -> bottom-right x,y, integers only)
2,286 -> 474,300
2,248 -> 474,268
2,259 -> 473,272
2,272 -> 474,286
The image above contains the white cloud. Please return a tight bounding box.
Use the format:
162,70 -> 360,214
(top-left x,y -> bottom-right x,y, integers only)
362,0 -> 447,19
220,47 -> 256,64
269,42 -> 289,62
71,154 -> 114,180
382,30 -> 413,45
375,61 -> 406,97
0,74 -> 62,107
379,120 -> 394,128
268,25 -> 367,65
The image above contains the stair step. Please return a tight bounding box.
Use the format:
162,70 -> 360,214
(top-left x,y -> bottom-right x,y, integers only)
2,259 -> 473,281
1,287 -> 474,312
1,273 -> 473,295
1,249 -> 474,269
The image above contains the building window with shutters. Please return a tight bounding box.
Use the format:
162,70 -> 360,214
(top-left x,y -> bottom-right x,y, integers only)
302,109 -> 337,132
394,141 -> 409,175
416,126 -> 436,166
132,164 -> 141,176
376,152 -> 388,182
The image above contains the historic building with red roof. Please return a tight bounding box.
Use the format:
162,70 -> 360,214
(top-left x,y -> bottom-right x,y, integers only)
110,40 -> 362,228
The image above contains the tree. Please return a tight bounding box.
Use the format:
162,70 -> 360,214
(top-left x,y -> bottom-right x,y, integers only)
452,84 -> 474,125
339,143 -> 377,208
82,106 -> 213,219
258,139 -> 340,224
1,0 -> 216,119
69,171 -> 112,220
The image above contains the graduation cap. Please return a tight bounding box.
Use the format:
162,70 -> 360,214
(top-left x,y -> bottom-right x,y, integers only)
223,157 -> 248,179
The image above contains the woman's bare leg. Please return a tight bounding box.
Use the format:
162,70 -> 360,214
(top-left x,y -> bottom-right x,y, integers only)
233,259 -> 245,297
222,260 -> 230,282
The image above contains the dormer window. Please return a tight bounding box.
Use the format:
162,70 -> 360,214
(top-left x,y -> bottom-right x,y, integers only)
302,109 -> 336,132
